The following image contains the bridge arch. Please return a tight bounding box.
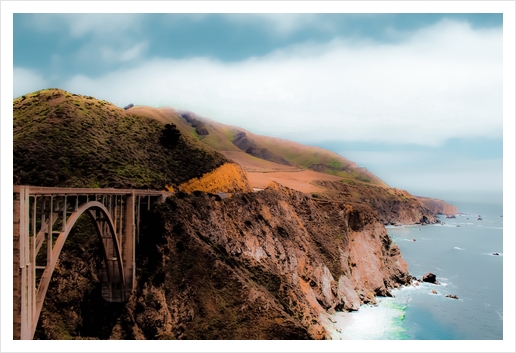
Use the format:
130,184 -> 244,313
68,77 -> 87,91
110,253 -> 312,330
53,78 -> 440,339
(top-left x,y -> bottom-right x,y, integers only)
13,186 -> 170,339
33,201 -> 125,338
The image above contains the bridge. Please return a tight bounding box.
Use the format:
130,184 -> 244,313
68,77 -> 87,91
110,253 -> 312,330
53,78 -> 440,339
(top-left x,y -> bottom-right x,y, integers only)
13,186 -> 172,340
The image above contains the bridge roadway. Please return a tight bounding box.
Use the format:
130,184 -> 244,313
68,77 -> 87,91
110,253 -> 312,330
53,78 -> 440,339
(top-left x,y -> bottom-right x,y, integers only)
13,186 -> 172,340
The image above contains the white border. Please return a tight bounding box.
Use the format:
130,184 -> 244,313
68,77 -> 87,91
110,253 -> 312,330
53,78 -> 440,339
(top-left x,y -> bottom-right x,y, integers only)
1,1 -> 515,352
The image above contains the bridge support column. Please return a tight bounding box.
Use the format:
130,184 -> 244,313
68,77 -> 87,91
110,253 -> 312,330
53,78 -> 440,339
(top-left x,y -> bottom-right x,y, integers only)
123,192 -> 135,299
13,186 -> 34,340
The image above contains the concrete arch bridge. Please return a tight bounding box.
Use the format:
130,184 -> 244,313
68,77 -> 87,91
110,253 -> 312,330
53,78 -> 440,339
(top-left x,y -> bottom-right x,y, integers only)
13,186 -> 171,340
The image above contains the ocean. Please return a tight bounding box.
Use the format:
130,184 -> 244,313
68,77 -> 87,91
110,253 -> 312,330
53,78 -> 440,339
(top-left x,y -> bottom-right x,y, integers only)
341,199 -> 503,340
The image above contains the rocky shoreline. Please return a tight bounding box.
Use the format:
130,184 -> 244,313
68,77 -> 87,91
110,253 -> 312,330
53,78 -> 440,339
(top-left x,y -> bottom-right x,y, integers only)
35,182 -> 418,339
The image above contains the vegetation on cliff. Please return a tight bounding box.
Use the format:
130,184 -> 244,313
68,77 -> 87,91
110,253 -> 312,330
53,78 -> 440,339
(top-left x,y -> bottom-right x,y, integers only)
126,107 -> 387,186
178,163 -> 253,193
13,89 -> 229,189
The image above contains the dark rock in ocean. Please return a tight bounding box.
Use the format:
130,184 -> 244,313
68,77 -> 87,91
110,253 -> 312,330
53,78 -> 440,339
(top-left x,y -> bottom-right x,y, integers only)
493,252 -> 499,256
422,272 -> 440,285
412,238 -> 417,242
446,294 -> 459,299
431,289 -> 438,294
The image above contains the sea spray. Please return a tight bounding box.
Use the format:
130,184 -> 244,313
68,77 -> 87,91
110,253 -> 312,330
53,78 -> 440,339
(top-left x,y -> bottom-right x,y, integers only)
343,294 -> 410,340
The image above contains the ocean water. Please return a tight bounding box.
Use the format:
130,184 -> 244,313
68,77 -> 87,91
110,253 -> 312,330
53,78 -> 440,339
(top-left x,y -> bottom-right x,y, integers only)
343,200 -> 503,340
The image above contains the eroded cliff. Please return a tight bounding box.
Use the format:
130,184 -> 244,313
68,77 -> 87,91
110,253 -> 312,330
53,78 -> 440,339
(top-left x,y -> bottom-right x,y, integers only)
35,182 -> 411,339
313,180 -> 437,225
416,196 -> 459,216
113,183 -> 412,339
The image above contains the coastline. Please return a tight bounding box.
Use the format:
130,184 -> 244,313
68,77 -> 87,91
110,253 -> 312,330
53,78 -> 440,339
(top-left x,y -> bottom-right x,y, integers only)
325,311 -> 355,340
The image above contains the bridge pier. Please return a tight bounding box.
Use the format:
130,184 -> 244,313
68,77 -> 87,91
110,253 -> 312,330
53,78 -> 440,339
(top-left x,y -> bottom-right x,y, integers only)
13,186 -> 34,340
12,186 -> 170,340
123,192 -> 135,299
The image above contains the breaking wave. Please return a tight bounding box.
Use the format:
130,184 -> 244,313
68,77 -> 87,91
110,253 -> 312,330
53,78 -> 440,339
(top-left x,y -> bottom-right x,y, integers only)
343,298 -> 410,340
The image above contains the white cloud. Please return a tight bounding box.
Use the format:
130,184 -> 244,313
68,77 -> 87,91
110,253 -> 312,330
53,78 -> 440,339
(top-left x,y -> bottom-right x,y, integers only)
24,14 -> 143,38
13,68 -> 48,98
341,151 -> 423,166
223,14 -> 334,35
100,42 -> 148,62
66,14 -> 143,38
62,19 -> 502,147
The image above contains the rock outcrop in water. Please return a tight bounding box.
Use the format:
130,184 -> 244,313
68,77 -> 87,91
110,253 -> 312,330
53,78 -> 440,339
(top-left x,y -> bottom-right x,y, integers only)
422,272 -> 441,285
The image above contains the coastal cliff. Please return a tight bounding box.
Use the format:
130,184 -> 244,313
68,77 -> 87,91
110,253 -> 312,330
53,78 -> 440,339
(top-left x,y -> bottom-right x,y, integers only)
416,196 -> 459,216
312,180 -> 437,225
35,182 -> 411,339
15,89 -> 445,340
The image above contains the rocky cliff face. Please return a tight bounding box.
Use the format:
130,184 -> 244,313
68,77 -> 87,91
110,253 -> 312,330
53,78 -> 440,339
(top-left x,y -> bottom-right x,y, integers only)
34,183 -> 411,340
416,196 -> 459,216
313,180 -> 437,225
112,182 -> 411,339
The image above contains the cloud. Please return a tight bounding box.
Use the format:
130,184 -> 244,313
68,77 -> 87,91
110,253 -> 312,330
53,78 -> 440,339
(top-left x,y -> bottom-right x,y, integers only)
223,14 -> 334,35
340,151 -> 423,166
100,42 -> 148,62
22,14 -> 144,39
60,19 -> 502,147
13,68 -> 48,98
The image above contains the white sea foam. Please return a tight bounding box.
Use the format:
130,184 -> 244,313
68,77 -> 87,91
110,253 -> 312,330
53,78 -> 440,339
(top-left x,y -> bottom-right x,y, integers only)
343,299 -> 409,340
436,223 -> 463,228
483,252 -> 503,256
454,247 -> 465,250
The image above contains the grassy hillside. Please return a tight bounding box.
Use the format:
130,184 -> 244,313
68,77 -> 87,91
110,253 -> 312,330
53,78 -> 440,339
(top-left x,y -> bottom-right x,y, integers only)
132,107 -> 387,187
13,89 -> 229,189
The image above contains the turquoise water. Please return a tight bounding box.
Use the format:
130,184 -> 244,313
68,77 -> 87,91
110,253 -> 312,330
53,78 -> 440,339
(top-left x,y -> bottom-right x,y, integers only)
343,200 -> 503,340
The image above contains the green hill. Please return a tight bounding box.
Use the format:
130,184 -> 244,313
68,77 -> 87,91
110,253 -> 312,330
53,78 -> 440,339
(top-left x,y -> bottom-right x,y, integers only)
131,108 -> 387,186
13,89 -> 228,189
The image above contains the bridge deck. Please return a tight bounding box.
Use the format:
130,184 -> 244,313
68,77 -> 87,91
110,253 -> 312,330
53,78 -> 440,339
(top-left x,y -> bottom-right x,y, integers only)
13,185 -> 172,197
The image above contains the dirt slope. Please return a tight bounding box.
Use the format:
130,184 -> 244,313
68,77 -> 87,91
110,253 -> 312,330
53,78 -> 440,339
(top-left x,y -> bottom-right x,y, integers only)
131,107 -> 387,186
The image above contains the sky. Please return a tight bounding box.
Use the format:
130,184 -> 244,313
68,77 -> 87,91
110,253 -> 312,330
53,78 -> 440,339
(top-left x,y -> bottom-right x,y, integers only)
9,11 -> 507,203
2,2 -> 516,352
